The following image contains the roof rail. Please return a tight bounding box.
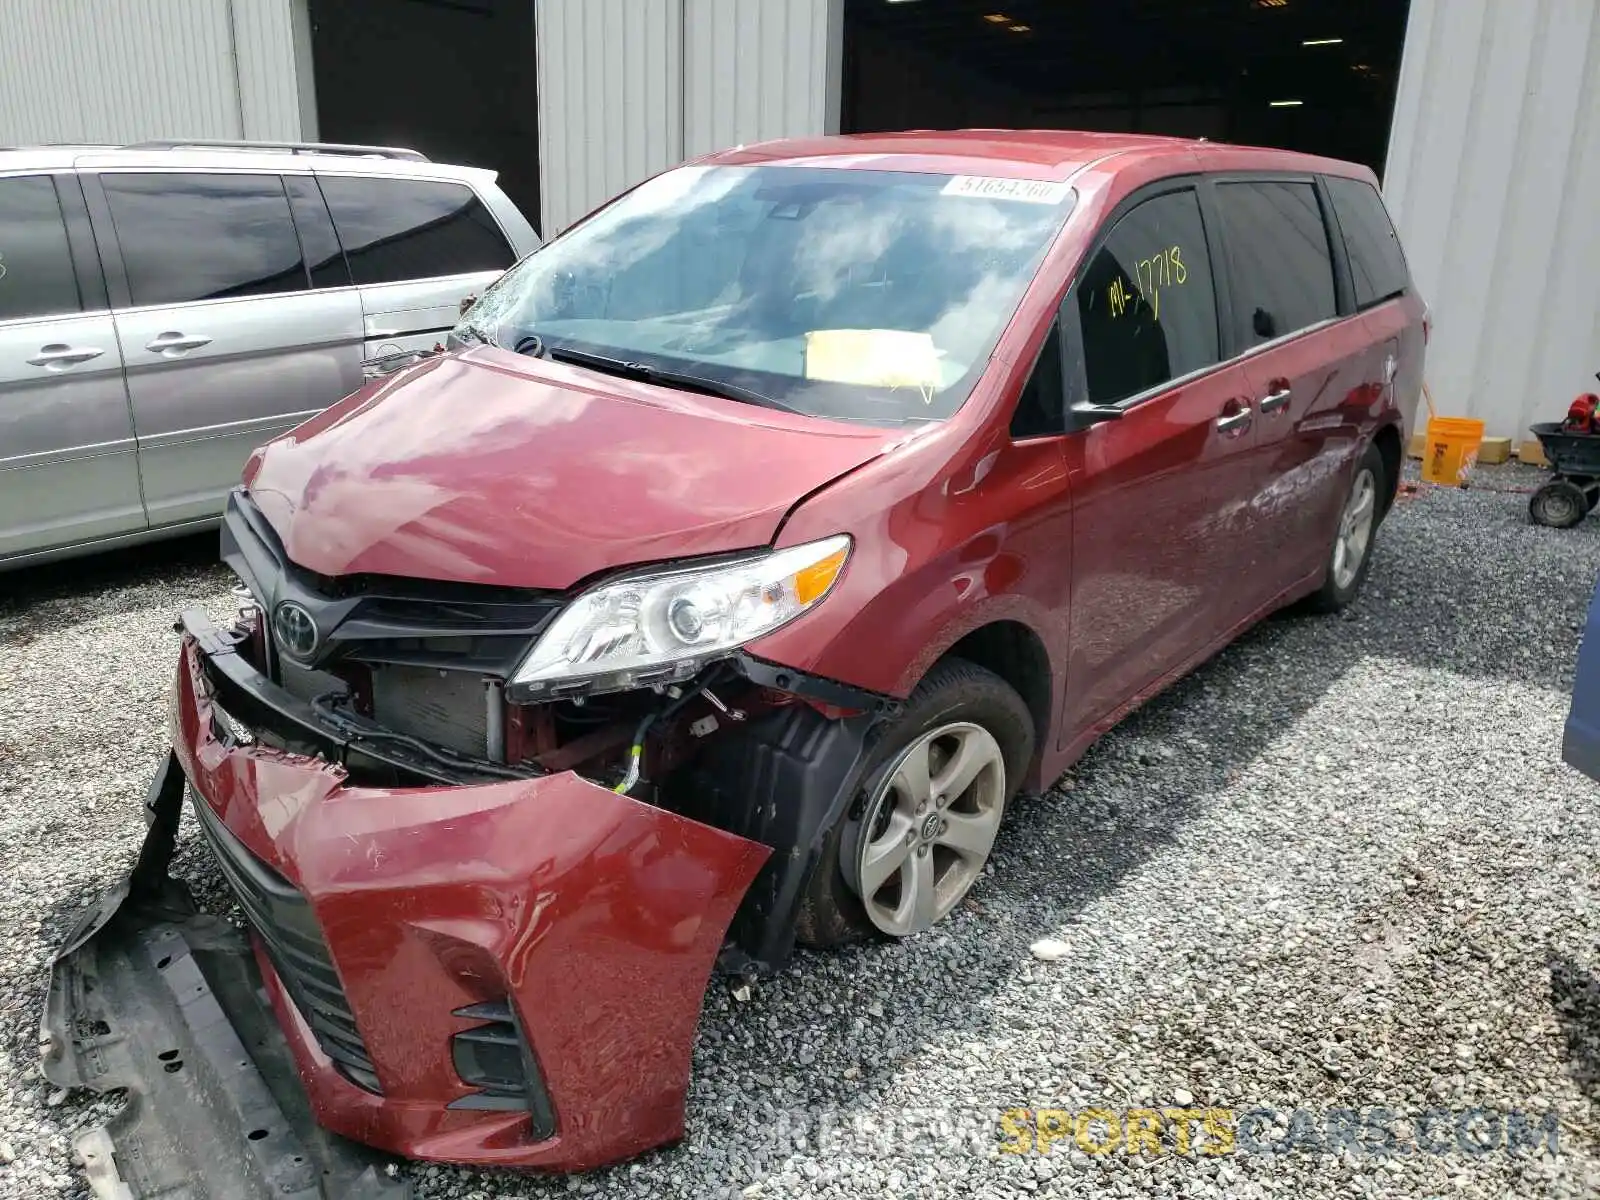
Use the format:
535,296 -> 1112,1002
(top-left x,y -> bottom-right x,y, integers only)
124,139 -> 429,162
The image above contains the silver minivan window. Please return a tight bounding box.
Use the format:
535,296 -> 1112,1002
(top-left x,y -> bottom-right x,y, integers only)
0,175 -> 81,322
101,173 -> 306,306
318,177 -> 515,286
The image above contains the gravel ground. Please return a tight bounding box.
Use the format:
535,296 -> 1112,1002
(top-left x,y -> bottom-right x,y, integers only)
2,461 -> 1600,1199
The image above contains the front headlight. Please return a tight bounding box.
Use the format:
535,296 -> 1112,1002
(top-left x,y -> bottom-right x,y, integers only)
509,535 -> 852,699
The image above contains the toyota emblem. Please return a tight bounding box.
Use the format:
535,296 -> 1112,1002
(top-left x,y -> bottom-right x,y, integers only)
272,600 -> 319,661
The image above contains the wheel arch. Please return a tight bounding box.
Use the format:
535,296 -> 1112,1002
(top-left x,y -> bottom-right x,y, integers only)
936,619 -> 1054,785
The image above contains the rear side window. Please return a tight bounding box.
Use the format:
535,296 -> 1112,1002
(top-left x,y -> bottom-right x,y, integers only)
0,175 -> 81,322
317,177 -> 514,286
101,173 -> 306,307
1215,181 -> 1337,345
1075,187 -> 1220,406
1325,176 -> 1410,308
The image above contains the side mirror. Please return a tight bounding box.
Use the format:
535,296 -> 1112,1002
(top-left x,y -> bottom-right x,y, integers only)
1067,399 -> 1123,431
459,294 -> 477,317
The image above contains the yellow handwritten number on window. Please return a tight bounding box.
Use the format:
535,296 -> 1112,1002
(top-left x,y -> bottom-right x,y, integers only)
1111,246 -> 1186,321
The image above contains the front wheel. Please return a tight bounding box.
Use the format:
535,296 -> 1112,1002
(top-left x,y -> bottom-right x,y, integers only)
1307,443 -> 1386,613
795,658 -> 1034,948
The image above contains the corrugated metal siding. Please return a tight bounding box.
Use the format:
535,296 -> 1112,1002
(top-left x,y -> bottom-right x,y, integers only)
682,0 -> 838,158
536,0 -> 684,236
1383,0 -> 1600,442
0,0 -> 303,146
536,0 -> 841,235
230,0 -> 307,139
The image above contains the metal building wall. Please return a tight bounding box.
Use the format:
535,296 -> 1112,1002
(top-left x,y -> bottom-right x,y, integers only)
535,0 -> 842,235
0,0 -> 306,146
1383,0 -> 1600,443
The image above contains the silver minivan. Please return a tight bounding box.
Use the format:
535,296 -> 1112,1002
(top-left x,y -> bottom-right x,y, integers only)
0,140 -> 539,569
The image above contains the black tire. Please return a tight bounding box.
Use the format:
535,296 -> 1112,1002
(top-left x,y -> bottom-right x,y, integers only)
795,657 -> 1034,949
1530,480 -> 1587,529
1307,442 -> 1387,613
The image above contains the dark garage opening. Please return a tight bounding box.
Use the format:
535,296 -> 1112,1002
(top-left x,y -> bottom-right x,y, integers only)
307,0 -> 541,226
842,0 -> 1411,176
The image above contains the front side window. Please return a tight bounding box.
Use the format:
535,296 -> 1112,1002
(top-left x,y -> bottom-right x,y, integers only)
318,177 -> 514,286
461,165 -> 1076,425
0,175 -> 80,322
1215,180 -> 1338,344
1325,176 -> 1410,309
1075,188 -> 1219,406
101,173 -> 306,307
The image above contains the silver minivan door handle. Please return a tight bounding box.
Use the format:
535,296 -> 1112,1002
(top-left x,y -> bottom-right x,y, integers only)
1216,406 -> 1253,434
27,344 -> 105,369
145,331 -> 212,356
1259,388 -> 1292,414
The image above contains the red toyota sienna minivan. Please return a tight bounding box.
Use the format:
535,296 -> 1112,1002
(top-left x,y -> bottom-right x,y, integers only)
48,131 -> 1424,1189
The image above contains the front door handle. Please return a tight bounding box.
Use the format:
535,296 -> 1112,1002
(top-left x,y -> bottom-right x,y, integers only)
1216,406 -> 1253,434
1259,388 -> 1292,415
27,344 -> 105,369
145,331 -> 212,356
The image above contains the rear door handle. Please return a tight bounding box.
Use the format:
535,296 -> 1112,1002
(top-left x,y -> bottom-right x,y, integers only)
1259,388 -> 1292,414
26,344 -> 105,369
1216,406 -> 1253,434
145,331 -> 212,356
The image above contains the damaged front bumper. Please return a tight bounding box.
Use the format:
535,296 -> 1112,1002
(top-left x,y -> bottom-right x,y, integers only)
43,610 -> 773,1192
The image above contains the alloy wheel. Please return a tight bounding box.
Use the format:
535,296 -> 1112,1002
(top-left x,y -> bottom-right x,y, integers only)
849,721 -> 1007,937
1331,467 -> 1377,590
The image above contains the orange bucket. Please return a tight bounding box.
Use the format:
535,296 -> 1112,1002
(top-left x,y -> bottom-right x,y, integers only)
1418,383 -> 1485,487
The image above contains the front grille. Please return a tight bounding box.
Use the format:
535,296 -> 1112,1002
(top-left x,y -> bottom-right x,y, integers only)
223,489 -> 565,679
189,792 -> 383,1094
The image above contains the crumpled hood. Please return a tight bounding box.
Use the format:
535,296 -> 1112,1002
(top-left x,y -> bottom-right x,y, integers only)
242,347 -> 903,590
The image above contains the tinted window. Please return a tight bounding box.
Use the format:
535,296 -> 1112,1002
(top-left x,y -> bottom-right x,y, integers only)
318,177 -> 514,285
102,173 -> 306,307
1076,188 -> 1219,406
0,176 -> 81,322
1326,176 -> 1410,309
284,175 -> 348,290
1216,181 -> 1337,344
1012,319 -> 1065,437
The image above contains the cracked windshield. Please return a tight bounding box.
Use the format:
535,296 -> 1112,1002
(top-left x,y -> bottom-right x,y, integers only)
460,164 -> 1075,424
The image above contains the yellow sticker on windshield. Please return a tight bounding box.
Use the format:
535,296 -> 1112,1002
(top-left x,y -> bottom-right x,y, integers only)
803,329 -> 942,403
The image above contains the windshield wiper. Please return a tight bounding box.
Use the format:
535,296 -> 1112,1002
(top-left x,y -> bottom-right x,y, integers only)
531,341 -> 804,416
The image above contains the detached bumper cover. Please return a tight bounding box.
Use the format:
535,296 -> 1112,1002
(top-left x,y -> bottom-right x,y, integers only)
45,611 -> 770,1190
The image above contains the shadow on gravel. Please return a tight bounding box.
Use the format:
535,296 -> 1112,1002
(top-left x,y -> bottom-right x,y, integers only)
1549,955 -> 1600,1104
0,532 -> 219,619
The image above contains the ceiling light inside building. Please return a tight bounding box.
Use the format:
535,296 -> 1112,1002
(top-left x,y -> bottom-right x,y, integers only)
1303,37 -> 1343,46
1269,99 -> 1305,107
1009,23 -> 1031,32
983,13 -> 1010,23
1255,0 -> 1288,8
